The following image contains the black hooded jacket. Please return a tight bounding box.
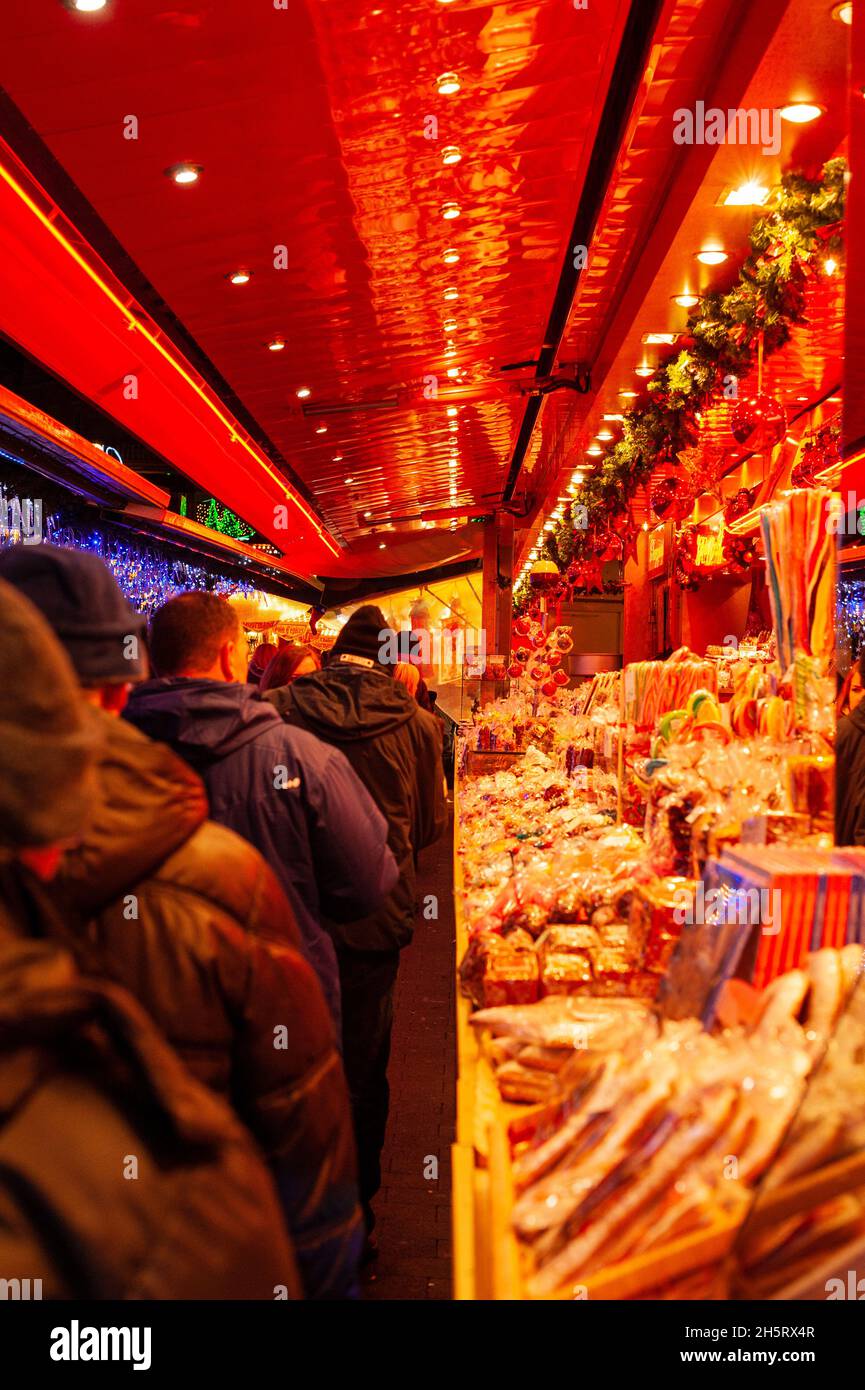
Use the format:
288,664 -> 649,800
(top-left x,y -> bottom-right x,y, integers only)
265,663 -> 447,952
836,703 -> 865,845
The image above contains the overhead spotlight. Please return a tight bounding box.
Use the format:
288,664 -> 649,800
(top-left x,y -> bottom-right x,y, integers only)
446,367 -> 460,378
267,338 -> 286,352
602,414 -> 624,422
696,248 -> 728,266
722,180 -> 770,207
379,542 -> 387,550
673,293 -> 700,308
315,424 -> 328,434
437,72 -> 461,95
619,389 -> 638,398
832,2 -> 852,24
597,429 -> 614,441
443,286 -> 459,301
443,318 -> 458,332
442,202 -> 461,221
227,269 -> 252,285
643,333 -> 678,346
779,102 -> 824,124
586,445 -> 603,456
634,364 -> 654,378
364,510 -> 373,518
824,257 -> 838,275
441,146 -> 462,166
67,0 -> 109,11
443,247 -> 460,264
345,476 -> 354,484
165,162 -> 202,186
296,387 -> 311,398
446,406 -> 458,417
332,453 -> 343,462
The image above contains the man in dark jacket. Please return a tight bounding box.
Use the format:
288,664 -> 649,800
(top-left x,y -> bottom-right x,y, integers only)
0,547 -> 365,1298
0,579 -> 299,1301
837,654 -> 865,844
264,604 -> 448,1238
122,591 -> 398,1027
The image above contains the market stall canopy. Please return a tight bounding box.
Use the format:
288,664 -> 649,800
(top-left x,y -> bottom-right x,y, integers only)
0,0 -> 635,579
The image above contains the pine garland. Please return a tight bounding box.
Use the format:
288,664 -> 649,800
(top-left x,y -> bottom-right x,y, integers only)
514,157 -> 845,610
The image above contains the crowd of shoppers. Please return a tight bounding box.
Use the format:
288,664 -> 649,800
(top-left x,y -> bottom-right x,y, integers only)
0,545 -> 447,1299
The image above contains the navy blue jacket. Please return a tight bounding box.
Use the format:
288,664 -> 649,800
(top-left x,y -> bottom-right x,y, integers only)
123,679 -> 398,1022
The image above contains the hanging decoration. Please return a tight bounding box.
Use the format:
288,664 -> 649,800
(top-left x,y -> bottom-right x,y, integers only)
730,392 -> 787,450
42,521 -> 254,615
196,497 -> 256,541
513,158 -> 846,608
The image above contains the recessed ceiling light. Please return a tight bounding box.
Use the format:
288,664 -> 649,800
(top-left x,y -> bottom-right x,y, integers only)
442,146 -> 462,166
345,476 -> 354,484
602,414 -> 624,422
364,510 -> 373,518
227,269 -> 252,285
722,180 -> 770,207
443,318 -> 458,332
634,364 -> 654,378
379,542 -> 386,549
824,257 -> 838,275
267,338 -> 286,352
446,367 -> 460,378
828,396 -> 842,403
443,286 -> 459,301
696,248 -> 728,266
166,162 -> 202,186
643,333 -> 678,346
619,390 -> 638,399
443,247 -> 460,264
437,72 -> 461,95
296,387 -> 311,398
673,293 -> 700,308
442,202 -> 461,221
597,429 -> 614,440
68,0 -> 108,11
446,406 -> 458,417
444,344 -> 457,358
586,445 -> 603,456
779,102 -> 824,124
832,2 -> 852,24
332,454 -> 343,462
315,424 -> 328,434
571,471 -> 585,484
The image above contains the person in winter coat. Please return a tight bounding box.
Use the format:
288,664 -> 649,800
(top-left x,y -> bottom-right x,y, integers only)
837,654 -> 865,844
0,579 -> 299,1300
123,590 -> 399,1027
0,546 -> 364,1298
264,604 -> 448,1239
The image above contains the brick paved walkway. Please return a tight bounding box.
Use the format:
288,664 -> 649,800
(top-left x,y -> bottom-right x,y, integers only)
363,803 -> 456,1300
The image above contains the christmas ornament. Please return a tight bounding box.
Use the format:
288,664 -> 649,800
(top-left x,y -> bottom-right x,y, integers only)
651,475 -> 694,523
507,660 -> 523,680
529,558 -> 560,592
723,486 -> 758,526
552,668 -> 569,687
730,393 -> 787,449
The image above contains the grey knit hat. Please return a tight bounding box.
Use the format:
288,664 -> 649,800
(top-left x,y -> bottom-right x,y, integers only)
0,578 -> 100,850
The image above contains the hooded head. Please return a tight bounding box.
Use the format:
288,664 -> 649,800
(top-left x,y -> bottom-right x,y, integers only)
329,604 -> 390,672
0,543 -> 147,687
0,577 -> 99,857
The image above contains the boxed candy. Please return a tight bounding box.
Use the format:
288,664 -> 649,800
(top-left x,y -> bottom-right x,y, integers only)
628,877 -> 693,973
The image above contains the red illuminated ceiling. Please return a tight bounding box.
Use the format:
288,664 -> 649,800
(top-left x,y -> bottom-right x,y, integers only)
0,0 -> 850,582
0,0 -> 631,577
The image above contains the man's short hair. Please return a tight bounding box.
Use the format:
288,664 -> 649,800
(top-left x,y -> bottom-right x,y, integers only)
148,592 -> 241,676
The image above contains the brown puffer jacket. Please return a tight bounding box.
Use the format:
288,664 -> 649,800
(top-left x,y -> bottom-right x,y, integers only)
48,706 -> 362,1300
0,890 -> 300,1300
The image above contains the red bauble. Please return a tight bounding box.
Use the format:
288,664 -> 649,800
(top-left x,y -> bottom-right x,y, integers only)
552,668 -> 569,687
730,394 -> 787,449
507,661 -> 523,679
540,680 -> 558,698
514,645 -> 531,664
546,650 -> 562,670
651,475 -> 694,522
513,616 -> 531,637
790,460 -> 816,489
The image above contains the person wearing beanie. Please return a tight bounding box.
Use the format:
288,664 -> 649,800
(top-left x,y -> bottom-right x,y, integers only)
0,579 -> 299,1301
0,549 -> 370,1299
264,602 -> 447,1252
